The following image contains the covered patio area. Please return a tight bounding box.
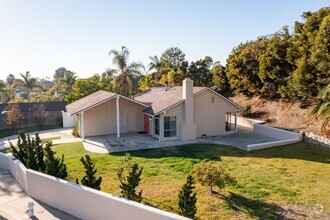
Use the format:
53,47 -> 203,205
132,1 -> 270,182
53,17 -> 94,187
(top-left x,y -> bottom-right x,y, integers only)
82,126 -> 279,153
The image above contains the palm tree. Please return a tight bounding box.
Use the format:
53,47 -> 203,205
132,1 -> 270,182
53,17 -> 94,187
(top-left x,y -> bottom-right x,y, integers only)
60,71 -> 78,93
16,71 -> 41,102
108,46 -> 144,96
148,55 -> 162,72
313,83 -> 330,137
139,75 -> 157,91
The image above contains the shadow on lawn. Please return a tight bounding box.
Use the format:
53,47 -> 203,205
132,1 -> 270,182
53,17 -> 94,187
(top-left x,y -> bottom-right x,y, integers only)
216,192 -> 286,220
112,143 -> 330,164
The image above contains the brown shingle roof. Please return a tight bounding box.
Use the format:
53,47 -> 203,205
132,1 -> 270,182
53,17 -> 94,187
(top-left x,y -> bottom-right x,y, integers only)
66,90 -> 117,115
134,86 -> 206,115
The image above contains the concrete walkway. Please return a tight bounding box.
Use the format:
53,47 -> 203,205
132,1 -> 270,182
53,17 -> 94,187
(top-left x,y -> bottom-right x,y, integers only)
0,128 -> 81,151
83,126 -> 278,153
0,169 -> 78,220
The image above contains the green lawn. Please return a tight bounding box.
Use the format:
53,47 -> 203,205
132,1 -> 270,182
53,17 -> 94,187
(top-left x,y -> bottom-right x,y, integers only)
0,125 -> 62,139
51,141 -> 330,219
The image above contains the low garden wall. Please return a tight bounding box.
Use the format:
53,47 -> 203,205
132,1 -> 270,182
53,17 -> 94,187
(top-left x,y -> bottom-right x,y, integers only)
247,124 -> 303,151
0,152 -> 188,220
236,116 -> 265,128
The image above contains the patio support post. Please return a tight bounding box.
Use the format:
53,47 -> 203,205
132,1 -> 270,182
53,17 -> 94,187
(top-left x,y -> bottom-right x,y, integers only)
116,95 -> 120,138
81,111 -> 85,141
235,111 -> 238,134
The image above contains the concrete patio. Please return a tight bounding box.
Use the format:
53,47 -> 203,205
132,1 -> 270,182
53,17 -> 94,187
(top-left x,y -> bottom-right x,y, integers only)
83,126 -> 278,153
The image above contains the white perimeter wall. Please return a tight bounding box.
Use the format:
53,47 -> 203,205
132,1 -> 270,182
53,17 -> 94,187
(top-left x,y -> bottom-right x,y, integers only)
248,124 -> 303,151
0,153 -> 189,220
62,111 -> 76,128
253,124 -> 302,140
233,116 -> 265,128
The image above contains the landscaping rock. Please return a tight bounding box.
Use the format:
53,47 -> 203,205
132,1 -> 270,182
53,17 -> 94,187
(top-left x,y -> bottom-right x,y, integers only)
302,132 -> 330,148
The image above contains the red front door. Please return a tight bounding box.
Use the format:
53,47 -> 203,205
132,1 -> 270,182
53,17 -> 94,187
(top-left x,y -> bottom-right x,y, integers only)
144,114 -> 150,133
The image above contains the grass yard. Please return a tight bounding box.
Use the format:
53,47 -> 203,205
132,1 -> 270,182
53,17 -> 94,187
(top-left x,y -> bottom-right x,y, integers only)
41,142 -> 330,219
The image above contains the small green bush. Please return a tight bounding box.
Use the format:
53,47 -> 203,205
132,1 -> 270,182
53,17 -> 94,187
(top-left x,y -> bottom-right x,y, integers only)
242,104 -> 252,117
72,122 -> 80,137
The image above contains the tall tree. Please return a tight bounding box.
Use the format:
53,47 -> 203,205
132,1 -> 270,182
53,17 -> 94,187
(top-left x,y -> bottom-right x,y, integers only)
16,71 -> 40,102
139,74 -> 157,91
187,56 -> 214,87
65,74 -> 110,103
54,67 -> 67,79
108,46 -> 144,96
60,71 -> 78,93
313,83 -> 330,136
212,62 -> 229,93
160,47 -> 186,71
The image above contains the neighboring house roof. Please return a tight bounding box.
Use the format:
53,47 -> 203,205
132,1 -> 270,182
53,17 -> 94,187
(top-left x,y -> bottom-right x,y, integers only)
0,101 -> 66,113
66,90 -> 149,116
134,86 -> 205,115
134,86 -> 243,116
66,90 -> 117,115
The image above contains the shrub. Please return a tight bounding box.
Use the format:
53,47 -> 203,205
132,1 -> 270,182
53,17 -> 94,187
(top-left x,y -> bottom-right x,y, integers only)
117,153 -> 143,202
44,142 -> 68,179
72,122 -> 80,137
3,103 -> 23,130
76,154 -> 102,190
10,130 -> 68,179
242,104 -> 252,117
178,174 -> 197,218
193,161 -> 236,195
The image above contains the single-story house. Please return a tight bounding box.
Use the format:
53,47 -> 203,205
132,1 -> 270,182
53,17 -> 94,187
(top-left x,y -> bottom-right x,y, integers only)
66,78 -> 243,141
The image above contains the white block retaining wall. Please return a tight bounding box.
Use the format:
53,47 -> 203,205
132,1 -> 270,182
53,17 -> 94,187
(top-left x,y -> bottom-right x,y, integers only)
247,124 -> 303,151
235,116 -> 265,128
0,153 -> 189,220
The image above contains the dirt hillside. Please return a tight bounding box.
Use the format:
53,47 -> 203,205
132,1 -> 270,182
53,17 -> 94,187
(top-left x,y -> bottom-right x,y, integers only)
229,95 -> 323,136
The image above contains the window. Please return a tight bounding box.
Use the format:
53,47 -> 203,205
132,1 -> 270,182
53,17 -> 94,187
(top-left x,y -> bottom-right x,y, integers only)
211,96 -> 215,103
225,112 -> 236,131
164,116 -> 176,137
154,116 -> 160,135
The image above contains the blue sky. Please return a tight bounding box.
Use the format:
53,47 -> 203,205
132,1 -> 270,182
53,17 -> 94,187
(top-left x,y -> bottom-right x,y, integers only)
0,0 -> 329,79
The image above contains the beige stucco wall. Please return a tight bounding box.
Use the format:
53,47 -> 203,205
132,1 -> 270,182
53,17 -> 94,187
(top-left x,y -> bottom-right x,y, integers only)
81,97 -> 145,137
150,90 -> 238,140
159,102 -> 184,141
194,90 -> 237,137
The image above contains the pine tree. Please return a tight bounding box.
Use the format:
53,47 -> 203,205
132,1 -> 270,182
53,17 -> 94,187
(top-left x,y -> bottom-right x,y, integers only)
117,154 -> 143,202
44,142 -> 68,179
10,130 -> 28,164
34,133 -> 46,172
178,174 -> 197,219
77,155 -> 102,190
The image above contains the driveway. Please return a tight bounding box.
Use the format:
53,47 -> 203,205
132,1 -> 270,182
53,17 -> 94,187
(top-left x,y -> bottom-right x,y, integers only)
0,128 -> 80,151
83,126 -> 278,153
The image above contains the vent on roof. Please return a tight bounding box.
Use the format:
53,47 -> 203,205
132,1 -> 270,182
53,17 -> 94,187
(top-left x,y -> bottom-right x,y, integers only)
165,84 -> 168,91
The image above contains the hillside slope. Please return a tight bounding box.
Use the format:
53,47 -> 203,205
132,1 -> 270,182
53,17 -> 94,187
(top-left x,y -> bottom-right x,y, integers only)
229,95 -> 323,136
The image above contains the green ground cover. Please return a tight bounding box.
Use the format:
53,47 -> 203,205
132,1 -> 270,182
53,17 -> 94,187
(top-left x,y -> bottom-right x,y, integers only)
50,141 -> 330,219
